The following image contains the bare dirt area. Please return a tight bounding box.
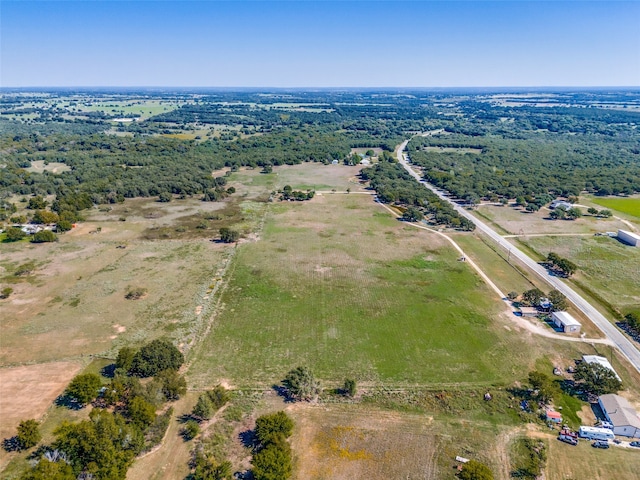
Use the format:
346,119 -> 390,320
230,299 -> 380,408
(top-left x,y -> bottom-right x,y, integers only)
0,361 -> 83,442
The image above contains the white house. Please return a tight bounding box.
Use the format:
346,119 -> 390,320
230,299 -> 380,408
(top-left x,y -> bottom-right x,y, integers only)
618,229 -> 640,247
550,200 -> 573,210
582,355 -> 621,381
598,394 -> 640,438
551,311 -> 581,333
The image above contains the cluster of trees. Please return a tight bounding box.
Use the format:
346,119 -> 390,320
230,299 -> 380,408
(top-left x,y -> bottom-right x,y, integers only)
19,340 -> 186,479
574,361 -> 622,396
549,205 -> 582,220
528,371 -> 561,404
546,253 -> 578,277
587,207 -> 613,217
278,185 -> 315,201
252,411 -> 294,480
624,312 -> 640,336
511,438 -> 547,480
517,288 -> 567,311
361,162 -> 475,230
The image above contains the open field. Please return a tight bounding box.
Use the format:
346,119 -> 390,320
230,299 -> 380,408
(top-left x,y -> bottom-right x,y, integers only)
0,196 -> 253,367
76,99 -> 183,120
521,235 -> 640,317
24,160 -> 70,174
474,203 -> 630,236
188,191 -> 612,389
590,195 -> 640,219
0,361 -> 83,441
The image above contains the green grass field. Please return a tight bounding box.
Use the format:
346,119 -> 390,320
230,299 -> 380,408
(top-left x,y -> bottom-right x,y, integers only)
188,194 -> 578,388
591,196 -> 640,219
522,235 -> 640,317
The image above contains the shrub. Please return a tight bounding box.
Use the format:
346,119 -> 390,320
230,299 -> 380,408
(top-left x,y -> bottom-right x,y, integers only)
283,366 -> 319,401
65,373 -> 102,405
125,287 -> 147,300
16,419 -> 41,450
30,230 -> 57,243
182,420 -> 200,440
255,411 -> 294,446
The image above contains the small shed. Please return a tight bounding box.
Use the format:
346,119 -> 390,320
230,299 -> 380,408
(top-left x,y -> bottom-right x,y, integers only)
519,306 -> 539,317
546,410 -> 562,423
551,311 -> 581,333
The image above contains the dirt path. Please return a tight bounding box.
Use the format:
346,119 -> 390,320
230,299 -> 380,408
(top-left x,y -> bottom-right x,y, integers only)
376,202 -> 612,346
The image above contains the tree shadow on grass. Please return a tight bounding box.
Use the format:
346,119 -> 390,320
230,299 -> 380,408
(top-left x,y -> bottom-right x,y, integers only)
238,428 -> 257,451
271,385 -> 295,403
100,363 -> 117,378
2,436 -> 20,452
54,394 -> 83,410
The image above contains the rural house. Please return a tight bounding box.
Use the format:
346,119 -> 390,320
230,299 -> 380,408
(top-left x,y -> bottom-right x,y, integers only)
598,394 -> 640,438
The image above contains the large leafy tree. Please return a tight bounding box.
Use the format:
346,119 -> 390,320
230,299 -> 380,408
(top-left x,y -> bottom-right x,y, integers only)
255,411 -> 294,446
16,419 -> 41,450
65,373 -> 102,405
283,366 -> 320,401
129,339 -> 184,377
574,362 -> 622,396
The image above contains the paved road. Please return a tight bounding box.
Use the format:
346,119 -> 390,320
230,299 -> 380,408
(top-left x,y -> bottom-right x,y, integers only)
396,138 -> 640,373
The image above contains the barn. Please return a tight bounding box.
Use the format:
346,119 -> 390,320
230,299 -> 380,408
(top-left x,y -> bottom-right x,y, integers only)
598,394 -> 640,438
618,229 -> 640,247
551,311 -> 581,333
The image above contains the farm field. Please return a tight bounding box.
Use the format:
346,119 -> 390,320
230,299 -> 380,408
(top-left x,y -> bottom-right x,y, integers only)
590,195 -> 640,219
521,235 -> 640,319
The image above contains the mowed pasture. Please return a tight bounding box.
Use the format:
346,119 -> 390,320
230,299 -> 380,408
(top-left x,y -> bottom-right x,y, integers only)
474,203 -> 630,236
522,235 -> 640,316
590,195 -> 640,219
188,191 -> 586,389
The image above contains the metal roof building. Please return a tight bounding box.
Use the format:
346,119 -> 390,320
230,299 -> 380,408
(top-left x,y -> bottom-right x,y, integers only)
618,229 -> 640,247
551,311 -> 581,333
598,394 -> 640,438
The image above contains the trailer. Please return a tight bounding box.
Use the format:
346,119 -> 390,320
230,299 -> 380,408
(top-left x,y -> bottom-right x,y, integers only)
579,426 -> 615,441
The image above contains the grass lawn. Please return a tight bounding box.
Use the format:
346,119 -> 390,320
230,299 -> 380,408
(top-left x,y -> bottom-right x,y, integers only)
590,196 -> 640,219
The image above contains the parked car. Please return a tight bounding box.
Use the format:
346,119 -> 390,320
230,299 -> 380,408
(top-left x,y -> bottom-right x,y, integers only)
592,441 -> 610,449
630,441 -> 640,448
558,435 -> 578,446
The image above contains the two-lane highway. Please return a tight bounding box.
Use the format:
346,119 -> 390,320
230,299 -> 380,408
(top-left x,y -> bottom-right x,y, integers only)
396,139 -> 640,373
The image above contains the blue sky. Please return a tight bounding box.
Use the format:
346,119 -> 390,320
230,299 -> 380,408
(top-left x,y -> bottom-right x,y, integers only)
1,1 -> 639,87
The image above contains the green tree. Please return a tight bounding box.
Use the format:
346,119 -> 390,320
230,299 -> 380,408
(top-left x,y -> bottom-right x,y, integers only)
158,191 -> 172,202
566,207 -> 582,220
55,220 -> 73,233
574,362 -> 622,395
30,230 -> 57,243
192,394 -> 214,421
528,371 -> 560,403
192,452 -> 232,480
19,458 -> 75,480
522,288 -> 544,306
599,209 -> 613,218
252,441 -> 292,480
283,366 -> 320,401
65,373 -> 102,405
128,396 -> 156,428
458,460 -> 494,480
344,378 -> 357,397
547,289 -> 568,312
32,210 -> 59,224
182,419 -> 200,440
156,369 -> 187,401
116,346 -> 137,372
5,227 -> 27,242
402,206 -> 423,222
587,207 -> 598,215
625,312 -> 639,332
130,339 -> 184,377
27,196 -> 47,210
219,227 -> 239,243
507,291 -> 519,301
255,411 -> 294,446
16,419 -> 41,450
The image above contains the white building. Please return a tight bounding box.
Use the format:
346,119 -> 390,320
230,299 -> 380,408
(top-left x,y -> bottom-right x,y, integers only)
551,311 -> 581,333
618,229 -> 640,247
582,355 -> 621,381
550,200 -> 573,210
598,394 -> 640,438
